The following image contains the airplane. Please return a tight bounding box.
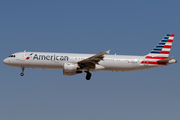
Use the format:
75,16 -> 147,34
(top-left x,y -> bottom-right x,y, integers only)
3,34 -> 177,80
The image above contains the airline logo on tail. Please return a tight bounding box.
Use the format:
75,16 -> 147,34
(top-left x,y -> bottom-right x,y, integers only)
149,34 -> 174,57
141,34 -> 175,65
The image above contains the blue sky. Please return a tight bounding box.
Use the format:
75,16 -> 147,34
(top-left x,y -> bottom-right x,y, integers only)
0,0 -> 179,120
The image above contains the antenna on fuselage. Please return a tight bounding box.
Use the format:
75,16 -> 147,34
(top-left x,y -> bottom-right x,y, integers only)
24,50 -> 26,52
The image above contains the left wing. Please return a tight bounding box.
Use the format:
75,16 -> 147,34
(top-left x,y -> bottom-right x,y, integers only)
78,50 -> 110,69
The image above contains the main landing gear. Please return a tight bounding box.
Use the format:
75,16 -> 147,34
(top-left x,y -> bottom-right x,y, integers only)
20,67 -> 24,76
85,71 -> 92,80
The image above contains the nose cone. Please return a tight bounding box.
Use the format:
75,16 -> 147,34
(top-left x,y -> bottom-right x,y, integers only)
3,58 -> 9,65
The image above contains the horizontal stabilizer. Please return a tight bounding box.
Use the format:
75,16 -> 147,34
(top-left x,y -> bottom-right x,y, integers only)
157,57 -> 175,62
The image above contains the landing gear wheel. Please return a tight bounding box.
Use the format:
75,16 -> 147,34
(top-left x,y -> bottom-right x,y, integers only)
20,67 -> 25,76
86,72 -> 92,80
20,73 -> 24,76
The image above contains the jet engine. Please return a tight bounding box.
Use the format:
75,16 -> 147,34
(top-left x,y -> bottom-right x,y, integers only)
63,63 -> 81,76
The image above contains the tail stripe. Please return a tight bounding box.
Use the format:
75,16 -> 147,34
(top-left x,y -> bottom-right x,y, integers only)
163,45 -> 171,48
151,51 -> 161,54
162,48 -> 170,51
165,42 -> 172,45
160,51 -> 170,54
161,40 -> 173,43
154,48 -> 162,51
164,37 -> 169,39
156,46 -> 164,48
170,34 -> 174,37
158,43 -> 166,45
149,34 -> 174,56
141,34 -> 175,65
145,56 -> 168,59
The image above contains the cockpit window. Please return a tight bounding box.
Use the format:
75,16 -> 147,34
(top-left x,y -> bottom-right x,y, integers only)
9,55 -> 15,57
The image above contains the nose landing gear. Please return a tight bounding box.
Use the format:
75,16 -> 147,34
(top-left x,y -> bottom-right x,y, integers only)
20,67 -> 24,76
85,71 -> 92,80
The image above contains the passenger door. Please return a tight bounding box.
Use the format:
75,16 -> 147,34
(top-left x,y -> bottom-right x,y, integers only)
20,53 -> 26,61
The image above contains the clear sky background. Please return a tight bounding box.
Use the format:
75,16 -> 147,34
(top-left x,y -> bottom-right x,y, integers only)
0,0 -> 179,120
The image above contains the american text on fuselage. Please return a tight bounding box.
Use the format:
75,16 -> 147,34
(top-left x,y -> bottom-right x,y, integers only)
33,54 -> 69,61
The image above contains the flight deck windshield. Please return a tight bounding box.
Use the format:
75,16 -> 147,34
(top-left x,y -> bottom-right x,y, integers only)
9,55 -> 15,57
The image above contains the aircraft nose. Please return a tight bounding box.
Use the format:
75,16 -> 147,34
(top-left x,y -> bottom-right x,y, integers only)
3,58 -> 10,65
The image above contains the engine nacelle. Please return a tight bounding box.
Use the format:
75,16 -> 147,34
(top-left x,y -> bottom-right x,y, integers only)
63,63 -> 78,76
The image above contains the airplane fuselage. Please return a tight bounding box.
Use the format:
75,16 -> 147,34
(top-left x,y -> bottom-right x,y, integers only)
3,52 -> 170,72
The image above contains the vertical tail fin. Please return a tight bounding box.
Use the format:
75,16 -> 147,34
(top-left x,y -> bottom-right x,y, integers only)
146,34 -> 174,58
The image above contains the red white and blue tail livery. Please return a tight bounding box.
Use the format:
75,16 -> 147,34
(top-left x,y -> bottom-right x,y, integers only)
147,34 -> 174,57
142,34 -> 175,65
3,34 -> 177,80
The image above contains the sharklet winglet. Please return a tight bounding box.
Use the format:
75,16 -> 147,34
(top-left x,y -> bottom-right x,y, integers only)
106,50 -> 110,54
